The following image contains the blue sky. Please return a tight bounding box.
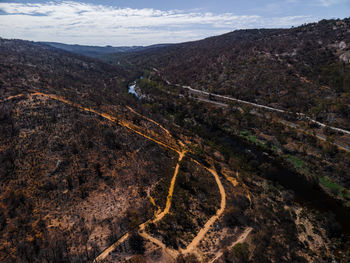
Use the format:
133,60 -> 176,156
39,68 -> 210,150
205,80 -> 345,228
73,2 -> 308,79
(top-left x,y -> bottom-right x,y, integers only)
0,0 -> 349,46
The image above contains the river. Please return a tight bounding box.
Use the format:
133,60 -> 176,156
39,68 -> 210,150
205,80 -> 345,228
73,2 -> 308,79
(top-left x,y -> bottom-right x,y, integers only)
128,82 -> 141,99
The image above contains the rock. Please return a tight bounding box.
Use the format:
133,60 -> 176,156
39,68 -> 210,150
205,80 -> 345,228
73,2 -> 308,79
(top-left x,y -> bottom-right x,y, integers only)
339,41 -> 347,50
340,51 -> 350,64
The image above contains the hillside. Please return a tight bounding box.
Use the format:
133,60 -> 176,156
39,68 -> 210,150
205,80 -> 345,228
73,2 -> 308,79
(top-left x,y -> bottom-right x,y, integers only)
1,19 -> 350,263
39,42 -> 142,58
106,18 -> 350,130
40,42 -> 172,59
101,18 -> 350,216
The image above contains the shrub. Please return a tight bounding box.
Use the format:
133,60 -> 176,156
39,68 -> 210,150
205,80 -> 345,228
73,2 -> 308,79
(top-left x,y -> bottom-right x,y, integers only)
232,242 -> 250,262
103,127 -> 120,150
129,233 -> 145,255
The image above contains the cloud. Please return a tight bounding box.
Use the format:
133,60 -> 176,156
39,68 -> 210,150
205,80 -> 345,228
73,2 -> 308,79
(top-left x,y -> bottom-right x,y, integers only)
318,0 -> 341,6
0,1 -> 316,46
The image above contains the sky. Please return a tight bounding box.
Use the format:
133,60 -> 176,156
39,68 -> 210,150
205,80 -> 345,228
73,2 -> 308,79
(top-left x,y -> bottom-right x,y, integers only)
0,0 -> 349,46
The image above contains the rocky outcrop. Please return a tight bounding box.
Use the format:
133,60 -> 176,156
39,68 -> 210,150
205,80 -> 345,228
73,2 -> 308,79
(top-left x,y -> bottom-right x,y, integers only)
340,50 -> 350,63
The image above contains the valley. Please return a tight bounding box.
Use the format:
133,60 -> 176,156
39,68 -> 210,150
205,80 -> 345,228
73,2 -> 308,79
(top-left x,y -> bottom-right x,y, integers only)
157,72 -> 350,153
1,17 -> 350,263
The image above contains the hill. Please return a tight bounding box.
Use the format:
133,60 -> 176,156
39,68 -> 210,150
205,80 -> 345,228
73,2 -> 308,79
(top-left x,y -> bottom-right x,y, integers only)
40,42 -> 172,59
106,18 -> 350,130
39,42 -> 142,58
1,19 -> 350,263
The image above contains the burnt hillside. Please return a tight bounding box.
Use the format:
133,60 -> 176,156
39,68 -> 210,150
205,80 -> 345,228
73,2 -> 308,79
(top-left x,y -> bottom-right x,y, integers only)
1,20 -> 350,263
0,39 -> 130,108
105,18 -> 350,129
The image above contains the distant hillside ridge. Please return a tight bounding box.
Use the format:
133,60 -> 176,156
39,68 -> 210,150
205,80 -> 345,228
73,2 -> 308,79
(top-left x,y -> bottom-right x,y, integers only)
40,41 -> 172,58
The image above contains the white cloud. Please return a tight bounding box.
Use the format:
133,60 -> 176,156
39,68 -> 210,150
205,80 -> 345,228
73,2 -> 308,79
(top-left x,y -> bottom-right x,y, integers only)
0,1 -> 316,46
318,0 -> 341,6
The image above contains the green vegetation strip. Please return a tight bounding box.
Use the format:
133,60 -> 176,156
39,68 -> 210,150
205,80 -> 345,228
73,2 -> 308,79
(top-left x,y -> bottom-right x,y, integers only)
284,155 -> 308,174
239,130 -> 278,151
319,176 -> 350,202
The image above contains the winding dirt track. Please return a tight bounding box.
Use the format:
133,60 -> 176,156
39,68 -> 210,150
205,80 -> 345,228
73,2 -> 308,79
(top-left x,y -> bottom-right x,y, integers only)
0,94 -> 25,103
209,227 -> 253,263
93,233 -> 130,262
181,162 -> 226,254
126,106 -> 172,137
153,150 -> 186,223
137,150 -> 186,262
139,220 -> 179,260
93,149 -> 184,263
1,92 -> 241,262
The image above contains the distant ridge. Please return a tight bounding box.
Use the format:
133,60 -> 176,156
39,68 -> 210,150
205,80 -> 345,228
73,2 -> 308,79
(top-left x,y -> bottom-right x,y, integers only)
39,42 -> 141,57
39,41 -> 172,58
